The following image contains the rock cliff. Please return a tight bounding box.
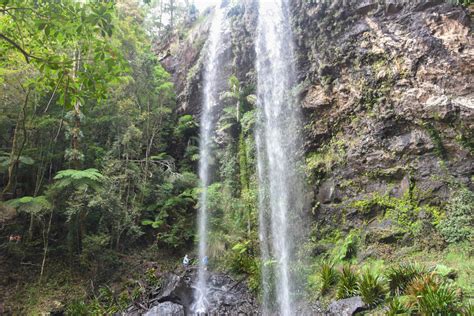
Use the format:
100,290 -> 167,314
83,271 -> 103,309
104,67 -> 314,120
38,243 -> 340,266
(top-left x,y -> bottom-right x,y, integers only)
162,0 -> 472,249
153,2 -> 474,312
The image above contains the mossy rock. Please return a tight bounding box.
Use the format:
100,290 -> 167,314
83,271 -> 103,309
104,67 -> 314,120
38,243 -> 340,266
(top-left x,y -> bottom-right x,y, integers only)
366,219 -> 405,244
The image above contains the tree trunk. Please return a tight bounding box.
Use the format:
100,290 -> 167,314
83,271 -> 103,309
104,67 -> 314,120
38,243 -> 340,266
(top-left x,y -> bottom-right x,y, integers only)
1,90 -> 30,200
39,209 -> 54,282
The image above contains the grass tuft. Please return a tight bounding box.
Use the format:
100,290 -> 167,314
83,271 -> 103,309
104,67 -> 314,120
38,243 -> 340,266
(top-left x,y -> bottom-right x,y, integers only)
319,262 -> 339,295
386,262 -> 427,296
336,264 -> 359,299
358,269 -> 387,306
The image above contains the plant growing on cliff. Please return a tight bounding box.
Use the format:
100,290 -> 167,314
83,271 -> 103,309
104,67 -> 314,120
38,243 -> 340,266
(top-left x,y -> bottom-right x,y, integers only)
351,192 -> 442,234
330,230 -> 358,262
358,270 -> 387,306
406,274 -> 460,315
438,188 -> 474,243
386,262 -> 427,296
319,262 -> 339,295
336,265 -> 359,299
423,123 -> 446,159
305,137 -> 346,184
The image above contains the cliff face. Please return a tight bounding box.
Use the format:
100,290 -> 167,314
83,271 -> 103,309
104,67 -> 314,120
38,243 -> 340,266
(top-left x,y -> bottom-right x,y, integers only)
291,0 -> 473,241
162,0 -> 472,246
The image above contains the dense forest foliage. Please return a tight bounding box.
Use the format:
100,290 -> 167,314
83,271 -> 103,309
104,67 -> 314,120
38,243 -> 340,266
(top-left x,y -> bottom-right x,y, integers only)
0,0 -> 205,311
0,0 -> 473,314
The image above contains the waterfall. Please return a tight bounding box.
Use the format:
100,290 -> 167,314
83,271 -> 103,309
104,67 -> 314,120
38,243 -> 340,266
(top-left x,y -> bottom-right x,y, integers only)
193,3 -> 226,314
255,0 -> 305,315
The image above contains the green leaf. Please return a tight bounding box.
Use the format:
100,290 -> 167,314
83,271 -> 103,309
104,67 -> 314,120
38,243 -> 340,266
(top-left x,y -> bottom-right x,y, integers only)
19,156 -> 34,165
141,219 -> 154,226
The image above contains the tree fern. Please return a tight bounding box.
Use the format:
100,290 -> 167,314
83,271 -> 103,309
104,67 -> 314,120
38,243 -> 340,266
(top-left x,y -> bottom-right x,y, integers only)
53,168 -> 105,189
7,196 -> 52,215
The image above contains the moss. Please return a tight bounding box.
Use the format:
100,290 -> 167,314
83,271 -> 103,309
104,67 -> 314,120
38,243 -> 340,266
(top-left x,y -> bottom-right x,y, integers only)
366,166 -> 407,181
320,75 -> 334,87
305,136 -> 346,178
339,178 -> 359,190
360,84 -> 390,110
351,191 -> 443,234
455,125 -> 474,154
423,123 -> 446,159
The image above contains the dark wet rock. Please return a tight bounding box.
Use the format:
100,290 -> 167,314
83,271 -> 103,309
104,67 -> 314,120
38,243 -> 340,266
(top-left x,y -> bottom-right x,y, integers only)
288,0 -> 473,242
317,179 -> 336,204
328,296 -> 367,316
355,1 -> 378,15
296,301 -> 326,315
123,269 -> 259,316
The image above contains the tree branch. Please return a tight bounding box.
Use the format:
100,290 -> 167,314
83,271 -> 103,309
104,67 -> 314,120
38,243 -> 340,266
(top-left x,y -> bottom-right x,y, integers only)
0,33 -> 32,63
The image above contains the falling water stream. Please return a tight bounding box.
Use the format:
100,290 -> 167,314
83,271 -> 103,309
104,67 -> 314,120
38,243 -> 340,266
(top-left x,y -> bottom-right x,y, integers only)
193,1 -> 303,314
193,3 -> 226,314
256,0 -> 305,315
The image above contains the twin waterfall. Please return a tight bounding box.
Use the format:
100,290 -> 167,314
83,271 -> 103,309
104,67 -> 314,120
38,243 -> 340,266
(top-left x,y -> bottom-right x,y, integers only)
194,4 -> 226,314
195,0 -> 304,314
256,0 -> 304,315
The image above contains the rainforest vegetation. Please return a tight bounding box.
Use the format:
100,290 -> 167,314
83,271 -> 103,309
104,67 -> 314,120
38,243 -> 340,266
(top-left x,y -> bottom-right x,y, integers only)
0,0 -> 473,315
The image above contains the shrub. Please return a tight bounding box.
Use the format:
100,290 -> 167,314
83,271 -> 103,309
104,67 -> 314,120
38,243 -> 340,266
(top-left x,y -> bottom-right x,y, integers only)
358,270 -> 387,306
406,273 -> 460,314
319,262 -> 339,295
228,241 -> 260,293
331,231 -> 358,262
438,188 -> 474,243
405,273 -> 437,301
416,283 -> 459,314
386,262 -> 426,296
336,265 -> 359,299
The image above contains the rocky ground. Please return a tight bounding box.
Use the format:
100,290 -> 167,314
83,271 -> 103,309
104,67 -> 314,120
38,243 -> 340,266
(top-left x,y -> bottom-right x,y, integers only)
123,268 -> 259,316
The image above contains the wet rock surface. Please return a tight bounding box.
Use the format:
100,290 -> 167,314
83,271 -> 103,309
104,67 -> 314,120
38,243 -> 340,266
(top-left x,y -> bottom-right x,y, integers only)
288,0 -> 473,233
123,269 -> 259,316
327,296 -> 367,316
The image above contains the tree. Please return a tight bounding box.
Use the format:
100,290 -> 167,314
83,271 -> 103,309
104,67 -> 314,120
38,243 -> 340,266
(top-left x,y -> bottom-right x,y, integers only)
0,0 -> 128,198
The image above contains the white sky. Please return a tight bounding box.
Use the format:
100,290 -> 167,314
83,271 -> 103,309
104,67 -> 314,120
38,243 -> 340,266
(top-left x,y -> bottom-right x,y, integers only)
194,0 -> 220,11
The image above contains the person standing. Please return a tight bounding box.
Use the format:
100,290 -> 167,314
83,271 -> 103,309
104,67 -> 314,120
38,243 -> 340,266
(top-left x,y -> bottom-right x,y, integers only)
183,254 -> 190,268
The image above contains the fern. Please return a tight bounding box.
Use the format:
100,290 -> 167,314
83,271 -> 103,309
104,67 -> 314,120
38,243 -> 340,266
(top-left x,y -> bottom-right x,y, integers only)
0,154 -> 35,171
53,168 -> 105,189
7,196 -> 51,215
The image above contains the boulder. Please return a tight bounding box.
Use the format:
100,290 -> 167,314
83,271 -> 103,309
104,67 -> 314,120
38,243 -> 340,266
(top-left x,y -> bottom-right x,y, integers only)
328,296 -> 367,315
